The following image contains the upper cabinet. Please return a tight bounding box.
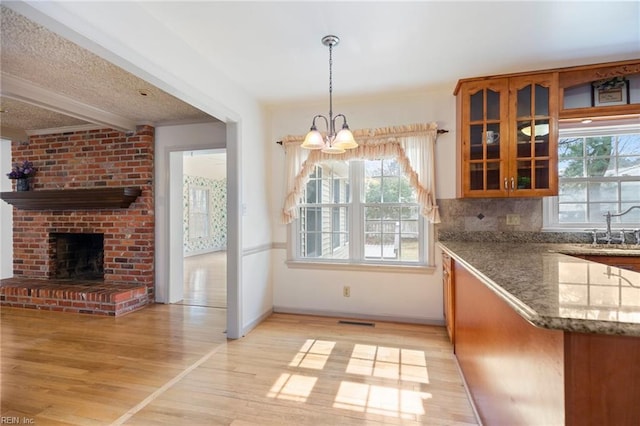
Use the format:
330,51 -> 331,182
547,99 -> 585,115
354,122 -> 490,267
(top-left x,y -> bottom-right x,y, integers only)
456,73 -> 558,198
455,59 -> 640,198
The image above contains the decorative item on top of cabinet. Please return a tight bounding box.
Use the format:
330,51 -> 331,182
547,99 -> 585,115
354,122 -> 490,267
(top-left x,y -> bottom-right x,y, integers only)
558,59 -> 640,119
455,73 -> 558,198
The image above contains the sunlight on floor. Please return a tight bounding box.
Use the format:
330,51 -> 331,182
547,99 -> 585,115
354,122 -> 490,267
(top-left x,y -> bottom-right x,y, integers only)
267,373 -> 318,402
289,339 -> 336,370
334,381 -> 432,419
269,338 -> 433,419
347,344 -> 430,383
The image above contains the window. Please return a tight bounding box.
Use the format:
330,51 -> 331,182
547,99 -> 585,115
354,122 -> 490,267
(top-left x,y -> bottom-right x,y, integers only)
188,187 -> 210,239
296,158 -> 425,264
544,123 -> 640,229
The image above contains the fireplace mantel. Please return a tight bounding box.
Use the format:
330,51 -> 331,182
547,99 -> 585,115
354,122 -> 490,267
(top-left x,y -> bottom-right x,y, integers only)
0,187 -> 142,210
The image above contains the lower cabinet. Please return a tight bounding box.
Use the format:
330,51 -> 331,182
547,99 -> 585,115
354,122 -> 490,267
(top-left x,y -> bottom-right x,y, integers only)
452,260 -> 640,426
442,252 -> 454,343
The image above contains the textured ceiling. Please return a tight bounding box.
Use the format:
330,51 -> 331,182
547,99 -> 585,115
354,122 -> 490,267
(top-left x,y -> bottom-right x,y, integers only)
0,5 -> 215,141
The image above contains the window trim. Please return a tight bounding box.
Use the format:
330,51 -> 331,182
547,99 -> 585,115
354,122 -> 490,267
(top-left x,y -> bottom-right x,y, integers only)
284,257 -> 436,273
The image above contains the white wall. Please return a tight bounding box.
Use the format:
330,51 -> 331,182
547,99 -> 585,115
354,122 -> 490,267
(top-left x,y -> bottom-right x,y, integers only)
268,86 -> 458,324
0,139 -> 13,279
183,152 -> 226,180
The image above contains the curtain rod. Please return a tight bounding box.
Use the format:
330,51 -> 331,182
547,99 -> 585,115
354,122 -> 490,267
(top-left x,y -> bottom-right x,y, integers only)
276,129 -> 448,145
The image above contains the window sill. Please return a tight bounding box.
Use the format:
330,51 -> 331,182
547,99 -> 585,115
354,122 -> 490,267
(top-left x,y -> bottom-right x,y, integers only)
285,260 -> 435,274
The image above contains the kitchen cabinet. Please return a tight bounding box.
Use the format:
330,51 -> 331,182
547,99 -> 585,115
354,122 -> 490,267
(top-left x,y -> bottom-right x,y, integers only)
453,262 -> 565,425
455,59 -> 640,199
442,251 -> 454,343
441,243 -> 640,426
456,73 -> 558,197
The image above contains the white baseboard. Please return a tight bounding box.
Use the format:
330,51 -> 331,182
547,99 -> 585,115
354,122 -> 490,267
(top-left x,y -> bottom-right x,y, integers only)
272,306 -> 444,326
184,247 -> 226,257
241,308 -> 273,337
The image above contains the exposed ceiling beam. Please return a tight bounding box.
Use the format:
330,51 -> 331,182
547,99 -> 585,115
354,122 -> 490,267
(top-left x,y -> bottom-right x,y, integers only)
1,73 -> 137,132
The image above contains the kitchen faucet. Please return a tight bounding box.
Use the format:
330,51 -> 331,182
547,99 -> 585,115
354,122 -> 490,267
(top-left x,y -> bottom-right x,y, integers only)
599,205 -> 640,245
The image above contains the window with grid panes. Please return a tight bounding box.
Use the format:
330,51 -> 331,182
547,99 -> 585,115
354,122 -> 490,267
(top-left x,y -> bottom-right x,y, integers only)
296,158 -> 425,264
544,124 -> 640,229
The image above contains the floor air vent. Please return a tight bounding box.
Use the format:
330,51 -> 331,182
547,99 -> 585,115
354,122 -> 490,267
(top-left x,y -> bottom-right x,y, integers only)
338,320 -> 375,327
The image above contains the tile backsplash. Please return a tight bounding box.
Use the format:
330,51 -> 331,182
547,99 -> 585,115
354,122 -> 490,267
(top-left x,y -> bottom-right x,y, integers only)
436,198 -> 542,233
435,197 -> 593,244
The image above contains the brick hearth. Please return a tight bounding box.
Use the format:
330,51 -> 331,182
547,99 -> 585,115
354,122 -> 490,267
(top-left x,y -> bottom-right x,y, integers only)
0,278 -> 148,316
4,125 -> 155,314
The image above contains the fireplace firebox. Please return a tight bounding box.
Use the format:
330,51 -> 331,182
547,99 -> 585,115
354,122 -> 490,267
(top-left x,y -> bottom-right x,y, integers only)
52,233 -> 104,280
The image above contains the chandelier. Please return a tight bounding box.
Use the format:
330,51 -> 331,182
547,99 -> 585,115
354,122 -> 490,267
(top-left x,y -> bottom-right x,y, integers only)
301,35 -> 357,154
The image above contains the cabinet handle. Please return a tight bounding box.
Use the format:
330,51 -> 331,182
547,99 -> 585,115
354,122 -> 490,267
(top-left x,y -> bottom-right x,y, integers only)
511,177 -> 515,190
504,178 -> 508,190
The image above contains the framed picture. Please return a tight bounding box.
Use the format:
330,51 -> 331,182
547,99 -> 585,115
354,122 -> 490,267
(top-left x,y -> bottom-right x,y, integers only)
592,77 -> 629,107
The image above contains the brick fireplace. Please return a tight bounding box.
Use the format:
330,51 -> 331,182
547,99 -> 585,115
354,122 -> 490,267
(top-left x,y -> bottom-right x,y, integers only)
0,125 -> 155,316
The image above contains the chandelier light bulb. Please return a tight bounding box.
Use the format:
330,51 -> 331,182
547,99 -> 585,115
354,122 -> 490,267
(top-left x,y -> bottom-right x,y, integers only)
301,128 -> 325,150
321,145 -> 346,154
333,123 -> 357,150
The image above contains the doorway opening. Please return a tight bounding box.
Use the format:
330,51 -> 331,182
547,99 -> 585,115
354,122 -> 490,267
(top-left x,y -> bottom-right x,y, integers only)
178,149 -> 227,308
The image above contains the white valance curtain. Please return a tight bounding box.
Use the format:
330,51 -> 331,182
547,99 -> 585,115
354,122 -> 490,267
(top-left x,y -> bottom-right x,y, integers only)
281,122 -> 441,224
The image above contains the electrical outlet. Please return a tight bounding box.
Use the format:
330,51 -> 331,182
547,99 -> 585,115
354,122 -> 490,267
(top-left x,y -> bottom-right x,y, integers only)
343,286 -> 351,297
506,214 -> 520,226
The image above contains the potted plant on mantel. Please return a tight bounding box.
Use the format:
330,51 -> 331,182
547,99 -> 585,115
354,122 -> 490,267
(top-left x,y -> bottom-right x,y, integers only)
6,160 -> 37,191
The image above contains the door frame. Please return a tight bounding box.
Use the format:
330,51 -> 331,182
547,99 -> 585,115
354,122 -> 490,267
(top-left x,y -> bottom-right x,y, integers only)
155,121 -> 241,339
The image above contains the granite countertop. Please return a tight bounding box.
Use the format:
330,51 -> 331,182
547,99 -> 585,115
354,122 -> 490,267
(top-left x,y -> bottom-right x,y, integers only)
438,241 -> 640,337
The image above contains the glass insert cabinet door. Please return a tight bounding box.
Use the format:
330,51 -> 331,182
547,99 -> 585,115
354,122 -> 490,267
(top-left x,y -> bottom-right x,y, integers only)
509,74 -> 558,196
458,74 -> 558,198
459,78 -> 510,197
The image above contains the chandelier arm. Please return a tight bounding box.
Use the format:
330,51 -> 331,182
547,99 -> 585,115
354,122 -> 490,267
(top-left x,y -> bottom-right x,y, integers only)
312,114 -> 329,133
333,113 -> 350,129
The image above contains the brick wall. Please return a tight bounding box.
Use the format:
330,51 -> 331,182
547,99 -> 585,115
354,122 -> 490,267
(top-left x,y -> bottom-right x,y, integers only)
9,125 -> 155,299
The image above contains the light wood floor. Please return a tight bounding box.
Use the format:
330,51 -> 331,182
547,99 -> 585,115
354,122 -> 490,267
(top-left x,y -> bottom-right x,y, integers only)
179,251 -> 226,308
1,307 -> 478,425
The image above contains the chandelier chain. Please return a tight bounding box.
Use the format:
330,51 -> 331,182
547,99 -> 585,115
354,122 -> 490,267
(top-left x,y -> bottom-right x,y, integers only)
328,41 -> 333,133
